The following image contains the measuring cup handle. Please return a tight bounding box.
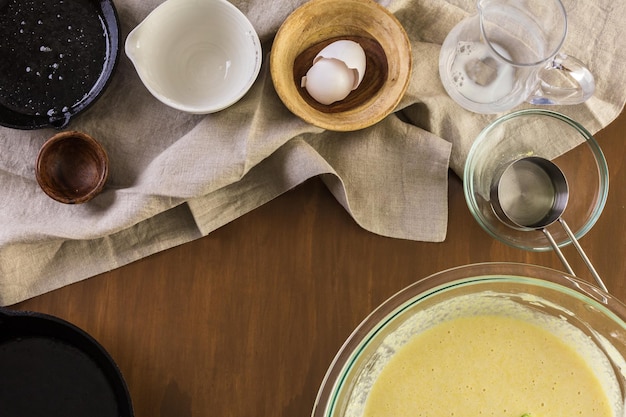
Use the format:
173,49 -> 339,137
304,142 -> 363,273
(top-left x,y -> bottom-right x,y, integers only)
527,53 -> 595,106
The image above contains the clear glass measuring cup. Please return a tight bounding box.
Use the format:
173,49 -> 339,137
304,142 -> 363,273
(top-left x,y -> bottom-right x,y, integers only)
439,0 -> 595,114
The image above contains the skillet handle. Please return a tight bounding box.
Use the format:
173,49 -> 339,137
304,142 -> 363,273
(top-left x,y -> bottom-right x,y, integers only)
0,307 -> 15,325
50,114 -> 72,129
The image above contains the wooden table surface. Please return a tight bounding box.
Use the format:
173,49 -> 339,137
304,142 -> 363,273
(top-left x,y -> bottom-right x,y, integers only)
12,110 -> 626,417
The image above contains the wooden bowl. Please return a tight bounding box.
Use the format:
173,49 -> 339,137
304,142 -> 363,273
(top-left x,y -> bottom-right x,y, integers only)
36,131 -> 109,204
270,0 -> 412,131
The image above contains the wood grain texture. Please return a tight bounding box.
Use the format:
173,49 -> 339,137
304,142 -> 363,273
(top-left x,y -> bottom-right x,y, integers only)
270,0 -> 411,131
13,110 -> 626,417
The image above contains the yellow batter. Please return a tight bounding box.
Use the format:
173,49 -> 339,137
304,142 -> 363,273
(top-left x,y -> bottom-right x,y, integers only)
363,315 -> 612,417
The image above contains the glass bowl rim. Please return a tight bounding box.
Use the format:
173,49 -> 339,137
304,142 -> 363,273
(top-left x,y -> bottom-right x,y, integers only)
463,109 -> 609,251
312,262 -> 626,417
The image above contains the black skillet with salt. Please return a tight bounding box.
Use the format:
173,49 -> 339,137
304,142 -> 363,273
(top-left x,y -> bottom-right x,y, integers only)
0,0 -> 119,129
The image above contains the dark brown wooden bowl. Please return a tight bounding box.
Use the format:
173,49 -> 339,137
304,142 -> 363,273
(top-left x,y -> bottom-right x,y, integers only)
36,131 -> 109,204
270,0 -> 412,131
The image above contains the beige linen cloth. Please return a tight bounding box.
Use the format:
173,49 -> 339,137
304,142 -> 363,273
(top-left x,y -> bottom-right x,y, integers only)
1,0 -> 624,305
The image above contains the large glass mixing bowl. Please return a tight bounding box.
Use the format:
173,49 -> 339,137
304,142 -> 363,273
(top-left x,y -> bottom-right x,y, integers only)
463,109 -> 609,251
312,263 -> 626,417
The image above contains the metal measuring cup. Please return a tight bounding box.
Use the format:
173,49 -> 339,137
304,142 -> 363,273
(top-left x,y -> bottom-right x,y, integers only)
490,156 -> 608,292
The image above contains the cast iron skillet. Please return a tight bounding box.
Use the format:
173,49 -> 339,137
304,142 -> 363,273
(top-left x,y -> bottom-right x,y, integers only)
0,308 -> 134,417
0,0 -> 120,129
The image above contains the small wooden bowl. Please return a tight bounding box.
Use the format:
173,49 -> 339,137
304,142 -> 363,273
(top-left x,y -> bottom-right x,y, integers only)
270,0 -> 412,131
36,131 -> 109,204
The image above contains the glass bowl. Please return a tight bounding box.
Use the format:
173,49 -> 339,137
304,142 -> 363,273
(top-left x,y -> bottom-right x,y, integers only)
463,109 -> 609,251
312,263 -> 626,417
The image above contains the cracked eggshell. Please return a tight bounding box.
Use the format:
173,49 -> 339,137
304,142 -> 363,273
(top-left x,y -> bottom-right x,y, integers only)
314,40 -> 366,89
301,58 -> 357,105
301,40 -> 367,105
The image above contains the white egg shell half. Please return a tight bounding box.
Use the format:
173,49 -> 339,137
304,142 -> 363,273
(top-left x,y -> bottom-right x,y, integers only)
315,40 -> 366,89
301,58 -> 356,105
300,40 -> 367,105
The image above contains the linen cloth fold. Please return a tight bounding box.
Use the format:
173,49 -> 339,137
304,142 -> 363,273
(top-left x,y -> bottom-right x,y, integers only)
1,0 -> 624,305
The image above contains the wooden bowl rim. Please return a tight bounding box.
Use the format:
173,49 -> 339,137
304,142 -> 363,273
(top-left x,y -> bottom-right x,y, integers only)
35,130 -> 109,204
270,0 -> 412,131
